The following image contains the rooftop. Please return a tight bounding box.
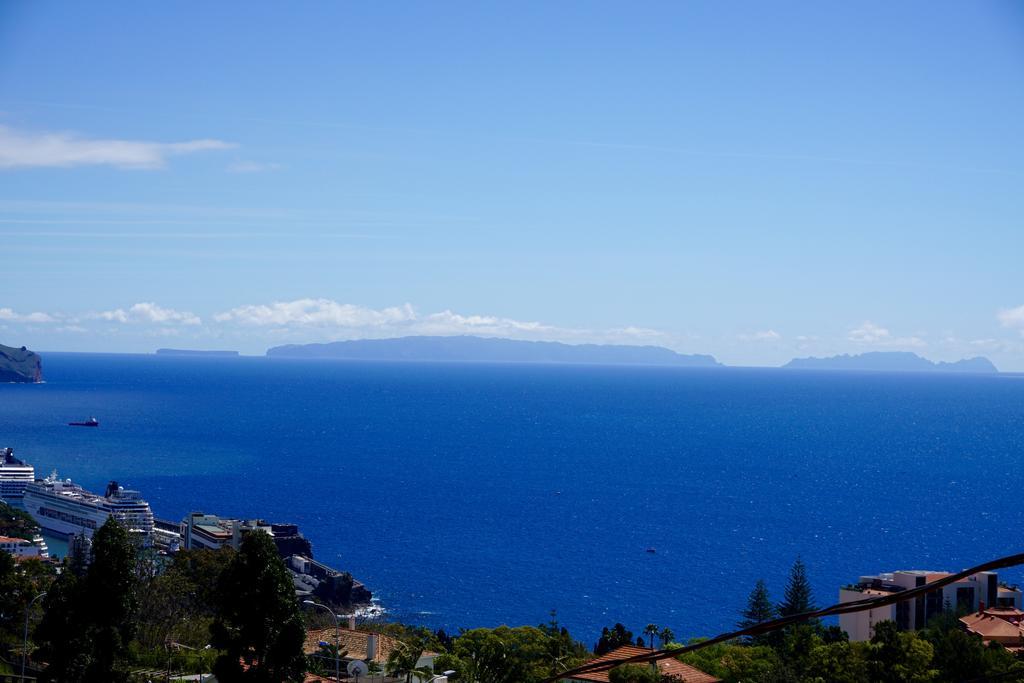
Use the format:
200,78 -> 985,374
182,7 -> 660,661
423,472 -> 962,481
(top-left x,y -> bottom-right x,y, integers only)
0,535 -> 32,544
960,613 -> 1024,645
562,645 -> 719,683
304,627 -> 399,664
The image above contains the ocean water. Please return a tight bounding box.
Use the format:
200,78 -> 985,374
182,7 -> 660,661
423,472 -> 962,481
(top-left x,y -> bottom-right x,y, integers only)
2,353 -> 1023,644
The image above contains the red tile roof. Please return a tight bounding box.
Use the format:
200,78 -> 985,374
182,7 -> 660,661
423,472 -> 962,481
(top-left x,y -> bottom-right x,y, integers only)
960,613 -> 1024,646
563,645 -> 719,683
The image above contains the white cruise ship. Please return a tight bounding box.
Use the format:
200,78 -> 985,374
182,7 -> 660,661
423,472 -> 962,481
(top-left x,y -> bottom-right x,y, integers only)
0,447 -> 35,508
22,471 -> 155,543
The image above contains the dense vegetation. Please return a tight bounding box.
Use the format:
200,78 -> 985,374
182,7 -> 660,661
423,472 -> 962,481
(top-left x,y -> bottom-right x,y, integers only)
0,499 -> 39,541
2,539 -> 1022,682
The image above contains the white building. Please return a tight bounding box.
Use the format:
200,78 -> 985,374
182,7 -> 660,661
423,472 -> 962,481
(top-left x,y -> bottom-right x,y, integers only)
839,569 -> 1023,641
0,535 -> 46,559
180,512 -> 272,551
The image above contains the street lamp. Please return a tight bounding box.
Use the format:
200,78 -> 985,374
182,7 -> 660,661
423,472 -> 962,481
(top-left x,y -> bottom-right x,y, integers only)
304,599 -> 341,683
22,591 -> 47,681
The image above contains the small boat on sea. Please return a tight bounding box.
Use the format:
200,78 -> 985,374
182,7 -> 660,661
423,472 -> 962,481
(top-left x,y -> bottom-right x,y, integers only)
646,547 -> 657,554
69,417 -> 99,427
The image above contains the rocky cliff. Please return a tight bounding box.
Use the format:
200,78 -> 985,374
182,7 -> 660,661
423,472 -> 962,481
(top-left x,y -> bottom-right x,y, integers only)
0,343 -> 43,383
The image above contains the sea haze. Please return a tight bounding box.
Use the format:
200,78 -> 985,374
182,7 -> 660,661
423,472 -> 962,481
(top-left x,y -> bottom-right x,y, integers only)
1,353 -> 1022,642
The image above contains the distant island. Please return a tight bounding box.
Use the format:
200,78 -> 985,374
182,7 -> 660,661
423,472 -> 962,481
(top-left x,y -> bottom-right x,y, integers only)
266,335 -> 722,367
783,351 -> 998,374
155,348 -> 240,357
0,342 -> 43,383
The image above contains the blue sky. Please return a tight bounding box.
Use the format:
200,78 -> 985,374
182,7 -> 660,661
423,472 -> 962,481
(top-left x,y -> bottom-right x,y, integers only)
1,2 -> 1023,367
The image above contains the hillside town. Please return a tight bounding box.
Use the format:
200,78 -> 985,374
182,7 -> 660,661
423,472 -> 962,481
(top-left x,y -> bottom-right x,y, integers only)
3,445 -> 1024,681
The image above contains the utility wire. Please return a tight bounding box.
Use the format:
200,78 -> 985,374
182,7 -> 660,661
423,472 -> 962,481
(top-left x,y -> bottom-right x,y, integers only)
547,551 -> 1024,682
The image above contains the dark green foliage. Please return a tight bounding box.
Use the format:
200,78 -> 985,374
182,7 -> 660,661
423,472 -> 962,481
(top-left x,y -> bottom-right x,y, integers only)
386,637 -> 428,683
85,518 -> 138,675
804,640 -> 868,683
677,639 -> 782,682
779,558 -> 817,618
643,623 -> 659,649
35,517 -> 138,682
739,579 -> 777,645
866,620 -> 936,682
595,623 -> 636,656
167,546 -> 237,616
67,532 -> 90,577
541,610 -> 589,676
445,625 -> 553,683
35,567 -> 91,682
658,627 -> 675,648
0,499 -> 39,541
209,531 -> 307,682
0,554 -> 52,657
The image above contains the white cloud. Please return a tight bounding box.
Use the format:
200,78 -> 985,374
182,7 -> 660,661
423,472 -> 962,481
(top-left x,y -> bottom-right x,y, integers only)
212,298 -> 682,346
0,125 -> 234,170
997,305 -> 1024,329
93,302 -> 201,326
848,321 -> 890,343
847,320 -> 925,348
739,329 -> 781,342
0,307 -> 58,323
418,309 -> 551,335
214,299 -> 415,328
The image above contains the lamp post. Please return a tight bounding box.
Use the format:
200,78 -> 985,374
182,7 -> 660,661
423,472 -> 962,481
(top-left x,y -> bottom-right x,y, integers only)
304,599 -> 341,683
22,591 -> 47,681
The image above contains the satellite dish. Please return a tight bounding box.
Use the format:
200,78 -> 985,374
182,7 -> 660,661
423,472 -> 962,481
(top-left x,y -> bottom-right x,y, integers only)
347,660 -> 369,678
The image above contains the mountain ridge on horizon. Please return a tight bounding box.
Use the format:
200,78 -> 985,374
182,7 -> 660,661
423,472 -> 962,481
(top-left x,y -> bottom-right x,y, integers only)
266,336 -> 999,373
783,350 -> 998,373
266,335 -> 722,367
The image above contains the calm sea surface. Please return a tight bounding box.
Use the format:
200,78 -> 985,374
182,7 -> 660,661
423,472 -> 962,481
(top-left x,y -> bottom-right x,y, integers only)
2,353 -> 1022,642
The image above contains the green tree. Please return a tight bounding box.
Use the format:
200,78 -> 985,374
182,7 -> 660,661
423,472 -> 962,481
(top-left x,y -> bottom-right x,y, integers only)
34,518 -> 138,682
210,531 -> 307,682
35,564 -> 92,682
595,623 -> 635,656
804,640 -> 868,683
677,639 -> 781,682
386,638 -> 428,683
0,499 -> 39,541
658,627 -> 675,648
778,557 -> 817,618
643,624 -> 659,649
540,610 -> 588,677
451,625 -> 551,683
738,579 -> 777,645
84,517 -> 139,678
866,620 -> 937,683
133,547 -> 236,652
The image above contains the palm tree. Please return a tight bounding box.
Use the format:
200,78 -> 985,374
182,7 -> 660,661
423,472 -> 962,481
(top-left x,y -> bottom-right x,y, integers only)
386,639 -> 425,683
643,624 -> 659,649
658,627 -> 675,648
